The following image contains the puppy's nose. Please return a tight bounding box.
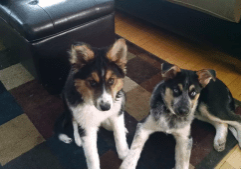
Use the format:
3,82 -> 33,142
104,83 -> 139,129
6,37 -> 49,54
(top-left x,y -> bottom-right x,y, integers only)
178,107 -> 189,116
100,102 -> 111,111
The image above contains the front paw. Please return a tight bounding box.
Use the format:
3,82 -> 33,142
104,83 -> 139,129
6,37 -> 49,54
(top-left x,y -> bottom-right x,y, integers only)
119,162 -> 135,169
214,139 -> 226,152
214,141 -> 226,152
74,136 -> 82,147
118,148 -> 129,160
173,164 -> 190,169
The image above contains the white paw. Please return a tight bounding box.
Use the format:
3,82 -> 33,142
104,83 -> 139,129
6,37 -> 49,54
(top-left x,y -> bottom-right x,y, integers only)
214,140 -> 226,152
173,166 -> 189,169
74,136 -> 82,147
118,148 -> 130,160
58,134 -> 72,144
119,162 -> 135,169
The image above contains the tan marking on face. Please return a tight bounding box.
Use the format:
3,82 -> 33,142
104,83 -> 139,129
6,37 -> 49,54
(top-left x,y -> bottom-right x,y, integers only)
189,85 -> 195,92
91,72 -> 100,83
105,70 -> 123,98
74,79 -> 93,102
164,88 -> 177,115
191,93 -> 200,108
164,88 -> 174,107
111,78 -> 124,97
178,84 -> 183,91
105,70 -> 113,81
105,70 -> 124,98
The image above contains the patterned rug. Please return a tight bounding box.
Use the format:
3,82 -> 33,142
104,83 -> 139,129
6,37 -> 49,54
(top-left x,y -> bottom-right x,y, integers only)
0,39 -> 241,169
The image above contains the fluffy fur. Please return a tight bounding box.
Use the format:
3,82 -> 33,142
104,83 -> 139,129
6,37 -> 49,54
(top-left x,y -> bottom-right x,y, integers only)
55,39 -> 129,169
120,62 -> 241,169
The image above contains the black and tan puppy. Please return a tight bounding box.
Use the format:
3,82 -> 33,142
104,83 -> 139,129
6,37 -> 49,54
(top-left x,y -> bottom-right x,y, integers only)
120,63 -> 241,169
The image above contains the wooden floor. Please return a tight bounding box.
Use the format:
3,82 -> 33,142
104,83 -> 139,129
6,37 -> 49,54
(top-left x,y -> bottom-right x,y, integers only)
115,12 -> 241,101
115,11 -> 241,169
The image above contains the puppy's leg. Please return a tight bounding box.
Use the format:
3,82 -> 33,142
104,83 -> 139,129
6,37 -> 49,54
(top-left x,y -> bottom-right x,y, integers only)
173,125 -> 192,169
107,113 -> 129,160
205,121 -> 227,152
229,125 -> 238,140
82,127 -> 100,169
212,122 -> 228,152
195,114 -> 228,152
227,121 -> 241,148
223,111 -> 241,148
73,120 -> 82,147
119,116 -> 155,169
215,110 -> 241,148
197,104 -> 241,149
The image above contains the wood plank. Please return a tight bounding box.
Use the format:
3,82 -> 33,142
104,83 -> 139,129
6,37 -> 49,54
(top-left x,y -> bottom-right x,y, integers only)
219,162 -> 235,169
226,143 -> 241,169
215,145 -> 239,169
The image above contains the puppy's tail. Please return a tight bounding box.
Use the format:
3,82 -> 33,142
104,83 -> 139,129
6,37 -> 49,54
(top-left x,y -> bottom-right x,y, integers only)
58,133 -> 72,144
54,110 -> 73,144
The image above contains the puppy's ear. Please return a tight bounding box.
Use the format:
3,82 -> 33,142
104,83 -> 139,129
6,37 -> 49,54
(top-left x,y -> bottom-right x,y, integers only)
107,39 -> 127,71
196,69 -> 216,87
161,62 -> 181,79
69,43 -> 94,68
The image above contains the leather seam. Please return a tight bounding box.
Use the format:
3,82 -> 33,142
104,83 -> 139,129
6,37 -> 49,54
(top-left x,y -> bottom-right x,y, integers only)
7,3 -> 13,24
36,4 -> 56,29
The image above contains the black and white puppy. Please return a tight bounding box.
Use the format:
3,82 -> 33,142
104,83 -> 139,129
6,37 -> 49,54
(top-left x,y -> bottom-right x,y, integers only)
56,39 -> 129,169
120,63 -> 241,169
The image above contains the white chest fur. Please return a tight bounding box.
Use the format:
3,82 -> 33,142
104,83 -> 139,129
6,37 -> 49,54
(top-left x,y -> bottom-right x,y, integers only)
70,98 -> 123,128
154,114 -> 192,135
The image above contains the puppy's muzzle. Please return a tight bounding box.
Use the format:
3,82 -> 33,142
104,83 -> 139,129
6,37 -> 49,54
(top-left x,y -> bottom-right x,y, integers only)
99,101 -> 111,111
177,107 -> 190,116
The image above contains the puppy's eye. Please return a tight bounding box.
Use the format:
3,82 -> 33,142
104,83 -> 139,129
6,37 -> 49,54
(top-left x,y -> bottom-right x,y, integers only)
190,91 -> 196,97
173,88 -> 179,93
108,78 -> 115,85
89,80 -> 97,87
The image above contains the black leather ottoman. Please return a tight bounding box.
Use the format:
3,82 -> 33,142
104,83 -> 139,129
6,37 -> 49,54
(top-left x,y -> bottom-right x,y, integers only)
0,0 -> 115,94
